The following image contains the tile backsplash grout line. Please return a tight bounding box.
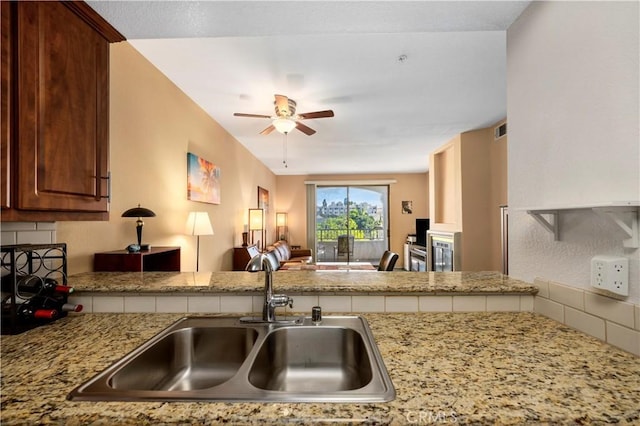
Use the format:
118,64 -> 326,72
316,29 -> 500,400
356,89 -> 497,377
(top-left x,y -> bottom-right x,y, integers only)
533,277 -> 639,356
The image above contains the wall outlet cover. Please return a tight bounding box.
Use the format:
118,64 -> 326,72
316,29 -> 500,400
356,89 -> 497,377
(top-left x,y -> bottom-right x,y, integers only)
590,255 -> 629,297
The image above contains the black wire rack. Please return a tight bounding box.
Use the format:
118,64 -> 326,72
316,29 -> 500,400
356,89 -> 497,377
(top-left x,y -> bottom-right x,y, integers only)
1,243 -> 69,334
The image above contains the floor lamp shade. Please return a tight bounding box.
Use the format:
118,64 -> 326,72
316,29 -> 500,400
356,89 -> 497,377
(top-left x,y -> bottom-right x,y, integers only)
186,212 -> 214,236
248,208 -> 264,249
249,208 -> 264,231
276,212 -> 288,240
276,212 -> 287,227
185,212 -> 213,271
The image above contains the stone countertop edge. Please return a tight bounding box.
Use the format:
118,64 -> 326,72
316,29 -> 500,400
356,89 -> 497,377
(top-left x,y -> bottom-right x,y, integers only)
68,270 -> 538,295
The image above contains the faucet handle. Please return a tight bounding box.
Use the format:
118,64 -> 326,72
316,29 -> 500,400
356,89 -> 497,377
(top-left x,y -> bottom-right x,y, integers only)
270,294 -> 293,309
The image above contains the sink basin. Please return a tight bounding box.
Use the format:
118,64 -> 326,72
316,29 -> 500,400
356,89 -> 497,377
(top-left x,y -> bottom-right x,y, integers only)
110,327 -> 258,391
68,316 -> 395,402
248,327 -> 372,392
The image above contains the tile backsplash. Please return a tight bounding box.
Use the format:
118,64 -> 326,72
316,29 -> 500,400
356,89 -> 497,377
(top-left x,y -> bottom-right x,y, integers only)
1,222 -> 57,246
68,293 -> 536,316
533,278 -> 640,356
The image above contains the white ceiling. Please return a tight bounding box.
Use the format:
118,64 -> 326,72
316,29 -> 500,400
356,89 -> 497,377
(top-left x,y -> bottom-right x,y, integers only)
87,1 -> 530,175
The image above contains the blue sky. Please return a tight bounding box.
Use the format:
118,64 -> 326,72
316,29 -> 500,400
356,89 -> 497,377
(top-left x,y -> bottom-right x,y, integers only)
316,186 -> 385,207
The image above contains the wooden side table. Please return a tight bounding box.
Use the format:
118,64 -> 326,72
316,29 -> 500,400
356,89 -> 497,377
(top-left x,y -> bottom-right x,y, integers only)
94,246 -> 181,272
232,245 -> 260,271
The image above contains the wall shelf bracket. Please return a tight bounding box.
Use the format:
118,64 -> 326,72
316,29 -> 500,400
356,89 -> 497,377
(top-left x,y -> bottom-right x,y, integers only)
593,207 -> 639,248
526,210 -> 559,241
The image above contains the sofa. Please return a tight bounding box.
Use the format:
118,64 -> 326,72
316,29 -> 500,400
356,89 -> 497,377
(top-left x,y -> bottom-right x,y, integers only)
264,240 -> 313,269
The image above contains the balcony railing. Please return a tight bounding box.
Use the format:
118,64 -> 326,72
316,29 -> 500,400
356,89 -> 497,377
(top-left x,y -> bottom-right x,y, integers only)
315,228 -> 385,262
316,228 -> 384,242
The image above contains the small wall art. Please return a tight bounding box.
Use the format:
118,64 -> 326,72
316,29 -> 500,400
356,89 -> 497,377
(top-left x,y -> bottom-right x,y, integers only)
258,186 -> 269,213
402,200 -> 413,214
187,152 -> 221,204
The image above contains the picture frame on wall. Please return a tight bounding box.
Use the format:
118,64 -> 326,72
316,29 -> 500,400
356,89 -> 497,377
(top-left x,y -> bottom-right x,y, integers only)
187,152 -> 221,204
258,186 -> 269,213
402,200 -> 413,214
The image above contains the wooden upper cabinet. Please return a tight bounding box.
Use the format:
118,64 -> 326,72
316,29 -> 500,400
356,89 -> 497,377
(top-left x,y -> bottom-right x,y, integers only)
2,1 -> 124,221
16,1 -> 108,213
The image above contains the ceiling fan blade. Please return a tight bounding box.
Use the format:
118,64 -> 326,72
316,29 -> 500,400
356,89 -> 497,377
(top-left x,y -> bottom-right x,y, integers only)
234,113 -> 271,119
298,110 -> 334,120
295,121 -> 316,136
260,124 -> 275,135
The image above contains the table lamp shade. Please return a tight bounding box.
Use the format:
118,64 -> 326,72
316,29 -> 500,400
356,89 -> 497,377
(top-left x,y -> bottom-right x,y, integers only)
186,212 -> 214,236
121,206 -> 156,218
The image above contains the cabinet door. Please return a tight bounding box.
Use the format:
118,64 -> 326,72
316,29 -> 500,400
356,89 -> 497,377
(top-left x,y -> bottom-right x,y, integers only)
15,2 -> 109,212
1,2 -> 11,210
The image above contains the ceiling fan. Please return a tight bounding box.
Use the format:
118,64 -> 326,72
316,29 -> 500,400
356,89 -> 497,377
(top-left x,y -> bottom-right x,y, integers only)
234,94 -> 334,136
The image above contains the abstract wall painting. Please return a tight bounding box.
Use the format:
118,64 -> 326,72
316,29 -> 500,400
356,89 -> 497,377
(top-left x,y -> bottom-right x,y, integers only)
258,186 -> 269,213
187,152 -> 221,205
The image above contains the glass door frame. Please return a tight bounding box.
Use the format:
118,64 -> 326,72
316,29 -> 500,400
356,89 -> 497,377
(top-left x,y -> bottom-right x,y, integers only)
314,184 -> 389,265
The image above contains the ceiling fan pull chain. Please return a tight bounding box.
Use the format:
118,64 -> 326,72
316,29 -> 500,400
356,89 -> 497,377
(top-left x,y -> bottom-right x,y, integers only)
282,133 -> 288,168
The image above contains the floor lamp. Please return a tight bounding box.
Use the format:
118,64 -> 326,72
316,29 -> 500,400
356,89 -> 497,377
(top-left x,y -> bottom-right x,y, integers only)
276,212 -> 288,241
248,208 -> 264,251
186,212 -> 214,272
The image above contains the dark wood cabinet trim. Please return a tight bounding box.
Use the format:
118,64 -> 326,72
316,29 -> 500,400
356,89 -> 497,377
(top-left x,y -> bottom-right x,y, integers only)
1,208 -> 108,222
1,2 -> 13,210
61,1 -> 125,43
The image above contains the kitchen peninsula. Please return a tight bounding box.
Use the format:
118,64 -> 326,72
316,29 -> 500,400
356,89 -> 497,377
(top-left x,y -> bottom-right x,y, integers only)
3,271 -> 637,424
2,312 -> 639,424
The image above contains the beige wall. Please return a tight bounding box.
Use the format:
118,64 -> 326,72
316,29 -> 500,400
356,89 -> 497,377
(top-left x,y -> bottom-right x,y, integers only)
429,121 -> 507,271
58,42 -> 276,274
429,135 -> 462,232
276,173 -> 429,265
460,127 -> 494,271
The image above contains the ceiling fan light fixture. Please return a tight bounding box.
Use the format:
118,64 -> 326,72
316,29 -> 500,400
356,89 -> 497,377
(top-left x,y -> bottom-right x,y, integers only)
273,117 -> 296,134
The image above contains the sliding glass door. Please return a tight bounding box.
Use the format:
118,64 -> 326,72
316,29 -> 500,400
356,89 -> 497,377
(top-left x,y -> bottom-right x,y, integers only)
315,185 -> 388,264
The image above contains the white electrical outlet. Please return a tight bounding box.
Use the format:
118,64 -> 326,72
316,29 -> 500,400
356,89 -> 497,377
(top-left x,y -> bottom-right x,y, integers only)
590,256 -> 629,296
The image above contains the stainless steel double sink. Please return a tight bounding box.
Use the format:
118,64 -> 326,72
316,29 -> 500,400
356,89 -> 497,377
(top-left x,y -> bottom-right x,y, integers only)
68,316 -> 395,403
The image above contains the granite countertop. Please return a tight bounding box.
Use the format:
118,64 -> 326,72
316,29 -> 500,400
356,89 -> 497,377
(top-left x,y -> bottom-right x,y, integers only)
2,312 -> 639,425
68,271 -> 537,295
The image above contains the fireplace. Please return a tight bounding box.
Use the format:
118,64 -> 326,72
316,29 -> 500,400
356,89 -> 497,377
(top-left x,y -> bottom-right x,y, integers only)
426,231 -> 462,272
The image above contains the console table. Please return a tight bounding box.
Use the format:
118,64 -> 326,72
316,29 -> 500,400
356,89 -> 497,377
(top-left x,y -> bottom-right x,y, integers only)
94,247 -> 181,272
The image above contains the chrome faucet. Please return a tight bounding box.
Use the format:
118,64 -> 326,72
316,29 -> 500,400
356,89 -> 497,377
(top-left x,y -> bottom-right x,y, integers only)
245,254 -> 294,322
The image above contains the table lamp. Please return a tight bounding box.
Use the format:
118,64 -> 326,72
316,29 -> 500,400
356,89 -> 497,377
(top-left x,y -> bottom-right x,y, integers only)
185,212 -> 214,271
121,204 -> 156,251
